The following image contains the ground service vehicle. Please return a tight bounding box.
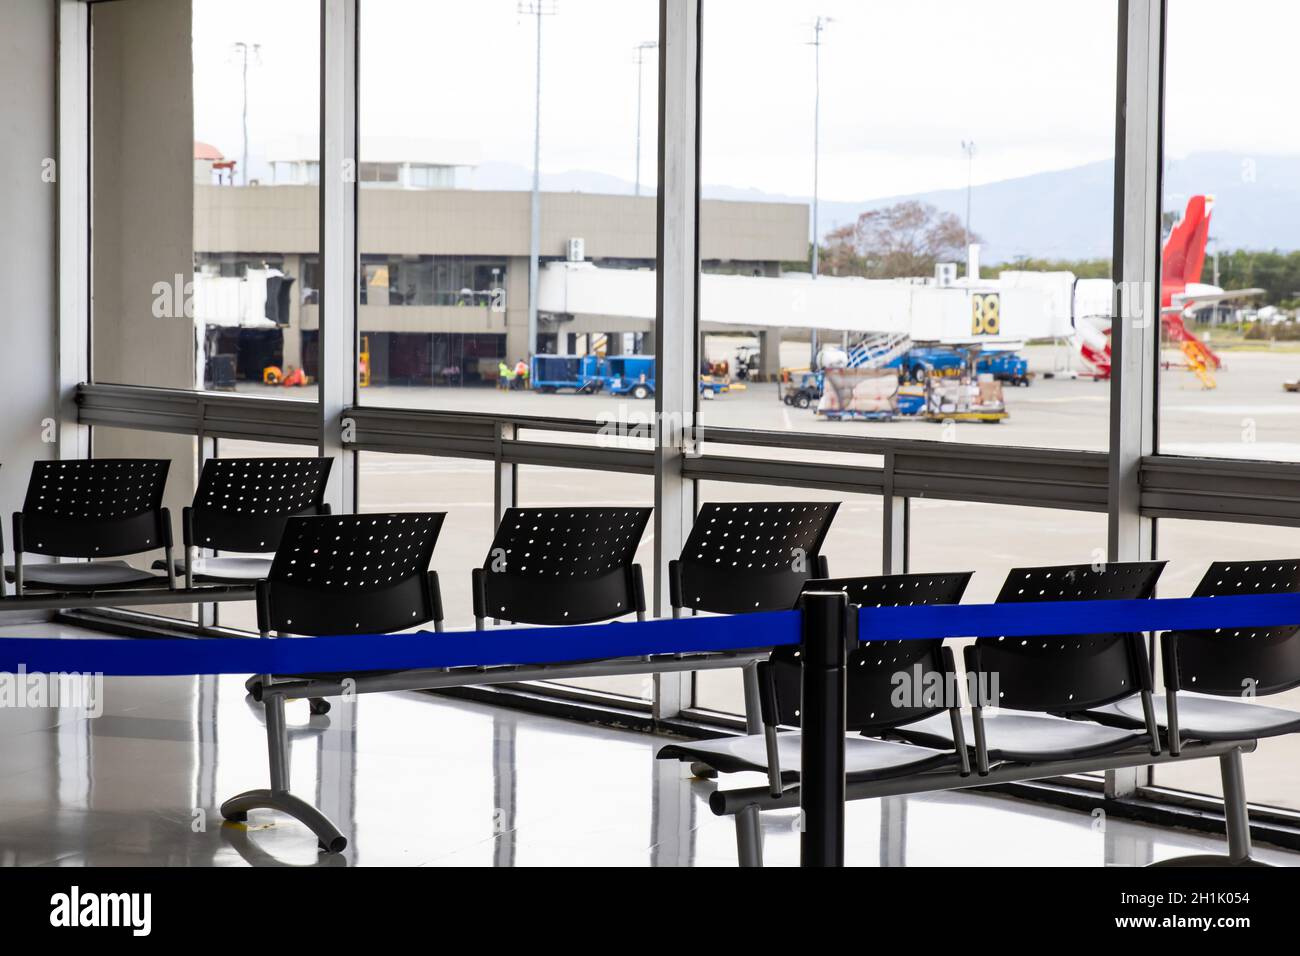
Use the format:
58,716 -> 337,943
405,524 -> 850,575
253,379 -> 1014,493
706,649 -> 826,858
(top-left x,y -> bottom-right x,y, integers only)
531,354 -> 602,393
781,370 -> 822,409
602,355 -> 656,399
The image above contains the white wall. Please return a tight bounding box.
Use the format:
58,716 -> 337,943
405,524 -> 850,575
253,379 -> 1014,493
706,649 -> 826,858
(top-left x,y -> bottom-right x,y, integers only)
91,0 -> 195,390
91,0 -> 197,560
0,0 -> 59,520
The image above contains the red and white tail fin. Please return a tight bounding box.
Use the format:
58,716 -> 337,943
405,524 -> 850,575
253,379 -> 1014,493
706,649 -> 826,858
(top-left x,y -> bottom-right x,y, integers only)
1074,316 -> 1112,378
1162,194 -> 1213,288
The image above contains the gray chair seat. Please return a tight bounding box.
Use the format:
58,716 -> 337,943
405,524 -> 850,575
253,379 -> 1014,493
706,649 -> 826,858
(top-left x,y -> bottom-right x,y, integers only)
1088,693 -> 1300,742
658,731 -> 956,782
5,560 -> 166,592
895,709 -> 1153,763
154,555 -> 272,584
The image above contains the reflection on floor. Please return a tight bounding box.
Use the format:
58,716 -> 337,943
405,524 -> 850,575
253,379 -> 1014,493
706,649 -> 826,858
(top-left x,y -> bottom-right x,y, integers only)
0,624 -> 1298,867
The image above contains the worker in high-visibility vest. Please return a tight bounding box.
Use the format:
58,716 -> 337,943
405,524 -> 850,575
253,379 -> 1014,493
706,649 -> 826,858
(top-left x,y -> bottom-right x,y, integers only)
498,361 -> 513,391
514,358 -> 529,390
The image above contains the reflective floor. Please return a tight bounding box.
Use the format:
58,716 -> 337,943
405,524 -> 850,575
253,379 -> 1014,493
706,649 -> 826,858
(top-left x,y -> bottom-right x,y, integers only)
1,625 -> 1299,867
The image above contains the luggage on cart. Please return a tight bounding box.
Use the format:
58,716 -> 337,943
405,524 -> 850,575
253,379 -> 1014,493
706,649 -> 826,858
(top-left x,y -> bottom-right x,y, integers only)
817,368 -> 898,421
924,374 -> 1008,423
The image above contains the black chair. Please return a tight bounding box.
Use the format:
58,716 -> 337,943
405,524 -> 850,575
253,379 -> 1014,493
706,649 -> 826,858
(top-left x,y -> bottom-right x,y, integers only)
1087,560 -> 1300,864
668,501 -> 839,737
4,459 -> 174,595
658,571 -> 973,866
668,501 -> 839,616
894,561 -> 1167,774
471,507 -> 651,629
257,512 -> 445,637
253,511 -> 446,715
155,456 -> 333,586
221,512 -> 447,853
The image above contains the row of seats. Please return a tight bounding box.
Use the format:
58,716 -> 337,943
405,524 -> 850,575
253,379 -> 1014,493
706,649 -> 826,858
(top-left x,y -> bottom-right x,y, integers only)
659,561 -> 1300,865
7,456 -> 1298,862
0,457 -> 839,717
0,457 -> 842,626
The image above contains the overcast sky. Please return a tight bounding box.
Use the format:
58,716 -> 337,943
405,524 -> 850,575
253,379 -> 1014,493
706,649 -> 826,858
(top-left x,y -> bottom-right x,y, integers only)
191,0 -> 1298,201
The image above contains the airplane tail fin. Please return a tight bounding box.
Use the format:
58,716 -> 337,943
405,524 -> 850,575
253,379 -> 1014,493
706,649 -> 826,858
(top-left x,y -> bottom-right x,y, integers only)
1162,194 -> 1213,287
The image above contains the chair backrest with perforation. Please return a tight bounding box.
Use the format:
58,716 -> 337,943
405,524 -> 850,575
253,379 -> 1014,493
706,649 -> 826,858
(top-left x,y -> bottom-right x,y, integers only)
671,502 -> 840,614
768,572 -> 973,732
261,513 -> 445,635
970,561 -> 1166,714
20,459 -> 170,558
1169,560 -> 1300,697
190,457 -> 333,553
473,507 -> 651,625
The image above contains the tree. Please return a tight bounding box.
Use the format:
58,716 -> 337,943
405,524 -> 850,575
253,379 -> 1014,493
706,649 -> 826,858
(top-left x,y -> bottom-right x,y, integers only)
819,200 -> 976,279
998,256 -> 1112,280
1207,248 -> 1300,308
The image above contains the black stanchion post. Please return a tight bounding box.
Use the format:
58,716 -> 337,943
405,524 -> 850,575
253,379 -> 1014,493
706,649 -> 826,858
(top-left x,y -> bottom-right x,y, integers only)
799,589 -> 850,867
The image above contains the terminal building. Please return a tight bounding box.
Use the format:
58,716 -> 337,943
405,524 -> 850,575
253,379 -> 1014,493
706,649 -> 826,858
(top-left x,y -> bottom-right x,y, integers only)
193,141 -> 807,388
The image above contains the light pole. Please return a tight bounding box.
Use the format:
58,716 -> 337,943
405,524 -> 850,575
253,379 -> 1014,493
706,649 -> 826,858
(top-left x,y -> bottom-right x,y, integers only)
809,16 -> 832,280
633,40 -> 657,198
808,16 -> 832,367
232,42 -> 261,186
520,2 -> 557,361
961,139 -> 976,245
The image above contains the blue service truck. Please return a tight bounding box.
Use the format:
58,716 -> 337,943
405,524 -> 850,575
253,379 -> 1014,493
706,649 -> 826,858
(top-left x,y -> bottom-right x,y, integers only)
600,356 -> 731,398
889,347 -> 1030,386
602,355 -> 656,399
531,354 -> 729,399
976,351 -> 1030,386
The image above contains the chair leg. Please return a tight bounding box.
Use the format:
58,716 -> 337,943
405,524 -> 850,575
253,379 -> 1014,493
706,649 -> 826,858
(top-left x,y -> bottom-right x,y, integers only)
1149,746 -> 1270,868
735,803 -> 763,867
221,789 -> 347,855
741,662 -> 763,736
1220,747 -> 1253,863
221,679 -> 347,853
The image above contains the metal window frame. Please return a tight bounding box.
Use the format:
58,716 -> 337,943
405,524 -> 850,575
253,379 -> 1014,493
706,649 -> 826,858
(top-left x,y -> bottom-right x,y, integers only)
67,386 -> 1300,530
58,0 -> 90,466
61,0 -> 1300,825
320,0 -> 358,513
652,0 -> 701,720
1106,0 -> 1165,799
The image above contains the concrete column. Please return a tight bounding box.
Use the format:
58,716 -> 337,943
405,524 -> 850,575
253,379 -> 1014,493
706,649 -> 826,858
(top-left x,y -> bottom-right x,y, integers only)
368,331 -> 389,386
504,254 -> 531,361
282,253 -> 303,369
757,328 -> 785,381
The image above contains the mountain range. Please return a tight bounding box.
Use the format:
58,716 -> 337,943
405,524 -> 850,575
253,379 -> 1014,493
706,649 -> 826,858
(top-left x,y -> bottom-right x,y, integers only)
471,152 -> 1300,263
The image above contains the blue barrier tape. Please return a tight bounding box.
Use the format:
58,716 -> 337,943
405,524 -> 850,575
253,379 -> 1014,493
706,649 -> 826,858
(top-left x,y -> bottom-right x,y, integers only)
0,610 -> 801,676
857,592 -> 1300,641
1,593 -> 1298,676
